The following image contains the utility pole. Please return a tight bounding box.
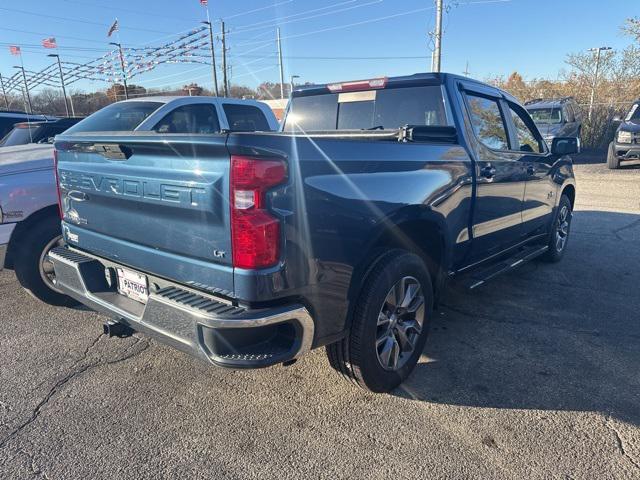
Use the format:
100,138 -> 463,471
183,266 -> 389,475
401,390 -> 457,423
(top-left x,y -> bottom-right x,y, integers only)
587,46 -> 612,121
202,20 -> 219,96
463,61 -> 470,77
13,65 -> 32,113
431,0 -> 443,72
47,54 -> 70,117
109,42 -> 129,100
277,27 -> 285,99
0,74 -> 9,109
221,20 -> 229,97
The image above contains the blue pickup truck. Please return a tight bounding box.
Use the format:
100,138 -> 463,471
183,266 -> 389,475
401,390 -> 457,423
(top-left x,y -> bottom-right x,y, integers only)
49,73 -> 578,392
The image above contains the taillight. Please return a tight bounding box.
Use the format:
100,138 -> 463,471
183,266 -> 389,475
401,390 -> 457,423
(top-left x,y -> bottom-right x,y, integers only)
53,149 -> 63,219
230,155 -> 287,269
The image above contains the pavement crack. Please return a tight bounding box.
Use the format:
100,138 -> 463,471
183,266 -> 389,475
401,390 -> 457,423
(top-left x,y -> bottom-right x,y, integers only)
0,337 -> 150,451
605,417 -> 640,472
612,218 -> 640,241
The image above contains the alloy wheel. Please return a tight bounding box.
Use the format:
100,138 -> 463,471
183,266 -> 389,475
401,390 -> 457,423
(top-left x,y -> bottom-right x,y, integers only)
555,205 -> 571,252
39,235 -> 64,293
375,276 -> 426,371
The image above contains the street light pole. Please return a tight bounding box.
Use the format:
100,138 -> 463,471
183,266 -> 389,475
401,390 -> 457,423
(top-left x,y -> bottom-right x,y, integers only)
431,0 -> 443,72
48,54 -> 70,117
587,46 -> 612,121
277,27 -> 285,99
289,75 -> 300,97
202,20 -> 219,97
109,42 -> 129,100
13,65 -> 32,114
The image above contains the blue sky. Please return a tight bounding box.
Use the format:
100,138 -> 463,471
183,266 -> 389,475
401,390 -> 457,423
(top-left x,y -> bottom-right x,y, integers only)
0,0 -> 636,95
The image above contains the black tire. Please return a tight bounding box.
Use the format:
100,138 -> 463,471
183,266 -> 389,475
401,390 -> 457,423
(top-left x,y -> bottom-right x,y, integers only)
13,216 -> 77,307
542,194 -> 572,263
326,250 -> 433,392
607,142 -> 620,170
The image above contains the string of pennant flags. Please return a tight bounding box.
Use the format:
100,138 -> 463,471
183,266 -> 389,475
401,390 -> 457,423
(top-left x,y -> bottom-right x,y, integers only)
2,25 -> 214,91
0,1 -> 231,110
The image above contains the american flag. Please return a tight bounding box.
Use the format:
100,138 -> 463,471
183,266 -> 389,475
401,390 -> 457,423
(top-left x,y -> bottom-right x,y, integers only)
200,0 -> 208,5
107,18 -> 119,37
42,37 -> 57,49
9,45 -> 21,55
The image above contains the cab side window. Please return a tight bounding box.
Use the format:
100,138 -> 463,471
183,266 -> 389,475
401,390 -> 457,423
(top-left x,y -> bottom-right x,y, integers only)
154,104 -> 220,134
464,93 -> 510,150
509,104 -> 545,153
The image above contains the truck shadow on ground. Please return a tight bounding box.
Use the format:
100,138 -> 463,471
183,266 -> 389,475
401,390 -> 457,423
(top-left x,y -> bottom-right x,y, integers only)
395,210 -> 640,427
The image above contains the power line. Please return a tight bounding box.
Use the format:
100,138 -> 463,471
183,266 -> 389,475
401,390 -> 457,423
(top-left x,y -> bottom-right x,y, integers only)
229,0 -> 371,34
0,7 -> 173,35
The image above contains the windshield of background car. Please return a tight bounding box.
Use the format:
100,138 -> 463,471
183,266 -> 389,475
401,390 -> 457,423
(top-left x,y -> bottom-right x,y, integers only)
528,107 -> 563,124
0,125 -> 38,146
283,85 -> 450,131
625,103 -> 639,122
65,101 -> 163,133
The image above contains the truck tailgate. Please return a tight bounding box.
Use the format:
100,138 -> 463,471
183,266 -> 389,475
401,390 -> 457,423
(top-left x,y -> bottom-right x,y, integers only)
55,134 -> 234,295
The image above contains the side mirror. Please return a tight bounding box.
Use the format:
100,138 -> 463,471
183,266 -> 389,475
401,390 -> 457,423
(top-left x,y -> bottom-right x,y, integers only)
551,137 -> 580,156
612,115 -> 622,124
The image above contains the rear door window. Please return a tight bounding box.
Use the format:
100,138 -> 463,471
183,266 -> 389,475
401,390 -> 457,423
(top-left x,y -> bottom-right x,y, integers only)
154,104 -> 220,134
66,101 -> 163,133
222,104 -> 271,131
464,93 -> 510,150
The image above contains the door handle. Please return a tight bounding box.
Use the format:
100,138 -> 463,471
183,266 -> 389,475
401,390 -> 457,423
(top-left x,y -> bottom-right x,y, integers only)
527,164 -> 536,175
480,165 -> 496,179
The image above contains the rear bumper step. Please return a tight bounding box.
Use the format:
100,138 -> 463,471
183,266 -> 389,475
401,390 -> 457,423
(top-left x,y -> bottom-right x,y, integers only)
48,246 -> 314,369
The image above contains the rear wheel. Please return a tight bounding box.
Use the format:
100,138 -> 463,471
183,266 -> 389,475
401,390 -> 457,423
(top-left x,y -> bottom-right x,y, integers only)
607,142 -> 620,169
13,216 -> 77,307
326,250 -> 433,392
542,194 -> 572,263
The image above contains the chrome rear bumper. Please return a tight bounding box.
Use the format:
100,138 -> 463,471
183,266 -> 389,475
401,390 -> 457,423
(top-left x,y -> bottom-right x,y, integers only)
48,246 -> 314,368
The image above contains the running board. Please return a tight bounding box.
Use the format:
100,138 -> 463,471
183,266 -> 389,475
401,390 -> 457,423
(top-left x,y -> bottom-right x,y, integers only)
462,245 -> 549,290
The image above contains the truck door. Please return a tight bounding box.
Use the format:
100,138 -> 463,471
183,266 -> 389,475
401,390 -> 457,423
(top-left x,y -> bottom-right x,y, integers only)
503,101 -> 556,237
460,88 -> 528,261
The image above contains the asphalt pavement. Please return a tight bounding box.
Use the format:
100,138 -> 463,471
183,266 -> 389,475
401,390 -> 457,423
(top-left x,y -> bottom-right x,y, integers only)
1,152 -> 639,479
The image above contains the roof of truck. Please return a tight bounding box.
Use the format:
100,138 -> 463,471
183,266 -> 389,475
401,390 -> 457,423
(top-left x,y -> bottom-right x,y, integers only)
292,72 -> 518,103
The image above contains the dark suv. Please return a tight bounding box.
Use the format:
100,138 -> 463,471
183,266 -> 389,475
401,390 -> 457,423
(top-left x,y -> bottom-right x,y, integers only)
0,117 -> 82,147
607,100 -> 640,169
525,97 -> 583,146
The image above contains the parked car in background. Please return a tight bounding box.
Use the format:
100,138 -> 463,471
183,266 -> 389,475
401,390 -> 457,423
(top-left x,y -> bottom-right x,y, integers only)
0,144 -> 76,306
525,97 -> 582,146
0,117 -> 83,147
0,110 -> 49,139
62,96 -> 279,134
50,73 -> 578,392
607,99 -> 640,169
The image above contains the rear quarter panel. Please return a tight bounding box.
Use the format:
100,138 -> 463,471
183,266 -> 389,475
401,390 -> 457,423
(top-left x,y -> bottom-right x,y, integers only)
227,133 -> 474,343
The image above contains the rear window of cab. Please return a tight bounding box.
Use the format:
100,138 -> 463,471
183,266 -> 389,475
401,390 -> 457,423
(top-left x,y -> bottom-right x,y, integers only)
65,101 -> 163,133
283,85 -> 450,131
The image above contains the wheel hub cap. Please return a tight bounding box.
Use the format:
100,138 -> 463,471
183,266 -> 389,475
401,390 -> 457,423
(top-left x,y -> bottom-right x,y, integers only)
375,276 -> 426,371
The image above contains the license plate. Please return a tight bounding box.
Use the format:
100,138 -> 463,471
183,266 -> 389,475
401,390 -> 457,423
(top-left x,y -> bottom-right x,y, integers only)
116,268 -> 149,304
